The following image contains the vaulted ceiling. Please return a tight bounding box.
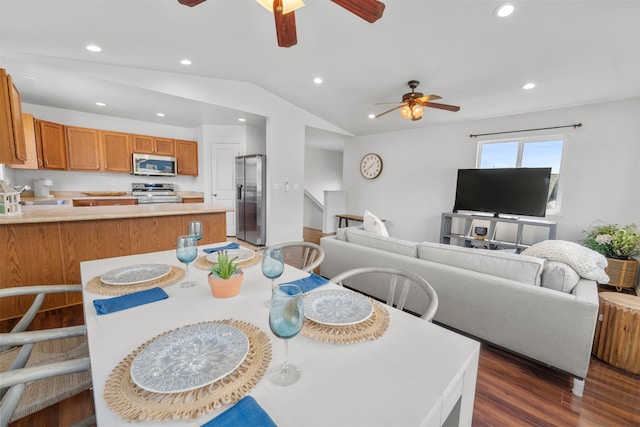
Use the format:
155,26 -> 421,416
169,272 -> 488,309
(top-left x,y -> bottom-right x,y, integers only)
1,1 -> 639,137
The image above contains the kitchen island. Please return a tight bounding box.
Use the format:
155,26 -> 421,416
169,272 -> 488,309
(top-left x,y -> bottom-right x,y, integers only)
1,203 -> 231,323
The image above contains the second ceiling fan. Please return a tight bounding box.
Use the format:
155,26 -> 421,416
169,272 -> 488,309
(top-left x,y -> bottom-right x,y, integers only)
374,80 -> 460,121
178,0 -> 386,48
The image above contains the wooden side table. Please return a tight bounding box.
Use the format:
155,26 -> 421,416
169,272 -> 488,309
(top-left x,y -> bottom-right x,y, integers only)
592,292 -> 640,374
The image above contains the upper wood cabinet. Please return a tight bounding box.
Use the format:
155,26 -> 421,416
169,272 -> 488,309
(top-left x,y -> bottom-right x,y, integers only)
132,134 -> 175,156
66,126 -> 100,171
176,139 -> 198,176
0,68 -> 27,164
35,119 -> 67,169
100,131 -> 131,172
7,114 -> 38,169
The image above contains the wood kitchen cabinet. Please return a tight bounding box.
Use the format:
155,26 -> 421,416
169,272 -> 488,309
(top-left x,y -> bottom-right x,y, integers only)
66,126 -> 101,170
100,130 -> 131,172
35,119 -> 67,169
7,113 -> 39,169
73,198 -> 137,207
132,134 -> 175,156
176,139 -> 199,176
0,68 -> 27,164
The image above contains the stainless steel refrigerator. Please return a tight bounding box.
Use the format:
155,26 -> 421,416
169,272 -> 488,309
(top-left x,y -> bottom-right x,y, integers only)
235,154 -> 266,246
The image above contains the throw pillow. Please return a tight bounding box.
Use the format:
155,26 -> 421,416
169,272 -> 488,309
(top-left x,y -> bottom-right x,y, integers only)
522,240 -> 609,283
541,261 -> 581,293
363,210 -> 389,237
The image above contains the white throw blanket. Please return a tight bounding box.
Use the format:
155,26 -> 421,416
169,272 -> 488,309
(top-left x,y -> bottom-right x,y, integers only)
522,240 -> 610,283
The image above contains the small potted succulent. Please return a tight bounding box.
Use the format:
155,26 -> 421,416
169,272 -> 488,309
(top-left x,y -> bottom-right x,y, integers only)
208,251 -> 244,298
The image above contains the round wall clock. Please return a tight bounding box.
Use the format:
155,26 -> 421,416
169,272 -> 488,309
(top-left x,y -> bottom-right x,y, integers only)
360,153 -> 383,179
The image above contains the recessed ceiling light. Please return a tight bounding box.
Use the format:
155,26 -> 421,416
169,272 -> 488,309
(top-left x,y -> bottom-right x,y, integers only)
494,3 -> 515,18
238,118 -> 247,122
156,113 -> 166,117
85,44 -> 102,52
313,77 -> 323,84
22,75 -> 37,80
95,102 -> 107,107
368,113 -> 376,119
522,82 -> 536,90
180,59 -> 192,65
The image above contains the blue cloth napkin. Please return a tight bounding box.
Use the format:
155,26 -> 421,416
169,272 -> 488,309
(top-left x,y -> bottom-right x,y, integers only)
285,273 -> 329,293
201,396 -> 276,427
93,287 -> 168,315
203,242 -> 241,254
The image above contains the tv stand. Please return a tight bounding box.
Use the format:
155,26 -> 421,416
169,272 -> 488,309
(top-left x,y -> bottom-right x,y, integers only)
440,212 -> 557,253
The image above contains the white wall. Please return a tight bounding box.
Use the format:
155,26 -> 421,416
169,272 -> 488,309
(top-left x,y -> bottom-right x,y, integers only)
304,146 -> 343,202
303,145 -> 343,229
343,97 -> 640,243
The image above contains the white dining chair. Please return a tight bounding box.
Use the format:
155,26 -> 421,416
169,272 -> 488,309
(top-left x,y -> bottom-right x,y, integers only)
330,267 -> 439,322
269,241 -> 325,273
0,285 -> 95,427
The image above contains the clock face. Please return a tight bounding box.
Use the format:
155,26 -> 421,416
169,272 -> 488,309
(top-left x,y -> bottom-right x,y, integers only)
360,153 -> 383,179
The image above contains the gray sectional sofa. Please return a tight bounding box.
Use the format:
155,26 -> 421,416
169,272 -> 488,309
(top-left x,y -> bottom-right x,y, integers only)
319,227 -> 601,396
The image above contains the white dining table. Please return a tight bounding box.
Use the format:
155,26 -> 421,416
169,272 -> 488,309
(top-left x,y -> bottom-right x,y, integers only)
80,244 -> 480,427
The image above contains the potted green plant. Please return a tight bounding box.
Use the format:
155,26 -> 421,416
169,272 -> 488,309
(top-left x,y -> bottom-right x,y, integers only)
583,223 -> 640,290
208,251 -> 244,298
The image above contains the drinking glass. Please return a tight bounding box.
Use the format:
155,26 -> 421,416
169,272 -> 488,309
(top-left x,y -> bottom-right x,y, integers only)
188,221 -> 203,244
268,283 -> 304,386
176,234 -> 198,288
261,247 -> 284,306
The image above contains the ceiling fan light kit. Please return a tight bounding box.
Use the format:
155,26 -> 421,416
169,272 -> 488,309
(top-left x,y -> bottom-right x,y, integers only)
374,80 -> 460,122
178,0 -> 385,48
256,0 -> 305,14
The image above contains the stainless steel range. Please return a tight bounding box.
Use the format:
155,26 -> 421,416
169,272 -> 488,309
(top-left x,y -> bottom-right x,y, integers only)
132,183 -> 182,204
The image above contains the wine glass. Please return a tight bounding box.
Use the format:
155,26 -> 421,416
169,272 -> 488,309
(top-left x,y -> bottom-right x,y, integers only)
261,247 -> 284,306
176,235 -> 197,288
188,221 -> 203,244
269,283 -> 304,386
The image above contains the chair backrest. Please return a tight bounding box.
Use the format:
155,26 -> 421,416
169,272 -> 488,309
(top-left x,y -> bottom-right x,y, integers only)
0,285 -> 93,426
330,267 -> 439,321
269,241 -> 325,273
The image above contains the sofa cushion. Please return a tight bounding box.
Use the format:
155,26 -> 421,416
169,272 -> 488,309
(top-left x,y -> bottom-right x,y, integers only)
344,227 -> 418,257
417,242 -> 544,286
363,210 -> 389,237
542,261 -> 581,293
521,240 -> 609,283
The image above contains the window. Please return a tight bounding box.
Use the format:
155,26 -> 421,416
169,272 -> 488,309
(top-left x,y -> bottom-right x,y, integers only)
477,137 -> 564,215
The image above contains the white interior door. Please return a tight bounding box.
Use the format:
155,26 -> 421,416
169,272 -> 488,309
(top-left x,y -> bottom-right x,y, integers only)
211,143 -> 241,236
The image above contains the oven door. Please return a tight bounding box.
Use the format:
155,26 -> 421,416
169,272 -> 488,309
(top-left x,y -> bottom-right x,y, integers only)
137,196 -> 182,204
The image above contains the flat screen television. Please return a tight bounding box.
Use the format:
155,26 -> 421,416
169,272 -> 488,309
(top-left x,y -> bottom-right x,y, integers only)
453,167 -> 552,217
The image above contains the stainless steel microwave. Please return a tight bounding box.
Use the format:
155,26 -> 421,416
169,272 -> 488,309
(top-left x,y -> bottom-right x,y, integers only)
132,153 -> 177,176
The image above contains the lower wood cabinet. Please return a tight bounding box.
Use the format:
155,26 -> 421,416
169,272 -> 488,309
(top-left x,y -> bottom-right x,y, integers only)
0,212 -> 226,325
72,198 -> 137,207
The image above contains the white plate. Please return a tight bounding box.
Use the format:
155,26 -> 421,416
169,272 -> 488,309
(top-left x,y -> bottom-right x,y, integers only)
130,323 -> 250,394
206,247 -> 255,264
100,264 -> 171,285
304,289 -> 374,326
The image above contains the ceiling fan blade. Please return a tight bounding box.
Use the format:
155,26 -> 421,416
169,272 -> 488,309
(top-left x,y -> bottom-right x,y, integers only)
374,101 -> 404,105
273,1 -> 297,47
374,104 -> 404,118
414,94 -> 442,103
331,0 -> 385,23
422,101 -> 460,112
177,0 -> 207,6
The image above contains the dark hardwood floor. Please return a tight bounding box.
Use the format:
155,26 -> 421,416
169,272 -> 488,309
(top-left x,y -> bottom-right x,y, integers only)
10,229 -> 640,426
